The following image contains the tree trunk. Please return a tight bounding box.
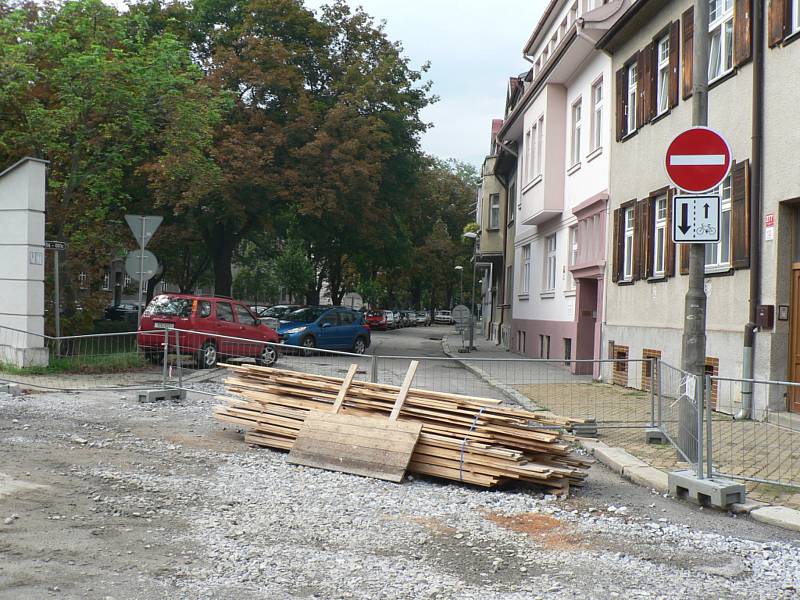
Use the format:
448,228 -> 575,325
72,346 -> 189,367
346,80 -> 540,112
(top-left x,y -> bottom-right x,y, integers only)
209,224 -> 235,296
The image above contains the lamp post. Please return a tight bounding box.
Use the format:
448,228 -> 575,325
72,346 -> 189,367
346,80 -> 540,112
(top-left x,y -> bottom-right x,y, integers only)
454,265 -> 464,306
463,231 -> 479,351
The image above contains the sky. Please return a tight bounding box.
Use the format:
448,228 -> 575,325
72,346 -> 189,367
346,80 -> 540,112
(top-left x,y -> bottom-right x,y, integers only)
105,0 -> 547,167
303,0 -> 546,167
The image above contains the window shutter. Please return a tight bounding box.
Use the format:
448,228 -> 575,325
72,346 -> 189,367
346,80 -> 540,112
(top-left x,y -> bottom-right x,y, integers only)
615,67 -> 626,141
612,208 -> 621,282
637,44 -> 654,127
734,0 -> 753,66
665,189 -> 676,277
768,0 -> 787,47
681,7 -> 694,100
632,201 -> 645,281
731,160 -> 751,269
669,21 -> 680,108
680,243 -> 689,275
642,199 -> 654,279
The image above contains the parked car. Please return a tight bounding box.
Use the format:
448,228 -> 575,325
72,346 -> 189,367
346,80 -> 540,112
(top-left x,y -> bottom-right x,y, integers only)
434,310 -> 454,324
249,304 -> 272,317
137,294 -> 280,369
277,306 -> 371,354
383,310 -> 397,329
393,310 -> 403,327
366,310 -> 389,331
103,303 -> 140,322
258,304 -> 302,330
415,311 -> 431,326
402,310 -> 417,327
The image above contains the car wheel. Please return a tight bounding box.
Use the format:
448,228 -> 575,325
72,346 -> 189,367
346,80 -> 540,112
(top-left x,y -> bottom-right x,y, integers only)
197,340 -> 218,369
352,337 -> 367,355
144,351 -> 163,365
256,344 -> 278,367
300,335 -> 316,357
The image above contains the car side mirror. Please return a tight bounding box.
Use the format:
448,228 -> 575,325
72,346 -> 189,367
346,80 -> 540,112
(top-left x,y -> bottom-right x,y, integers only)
321,322 -> 332,328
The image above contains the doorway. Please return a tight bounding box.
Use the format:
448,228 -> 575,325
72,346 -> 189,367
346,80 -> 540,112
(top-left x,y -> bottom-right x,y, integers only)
789,264 -> 800,412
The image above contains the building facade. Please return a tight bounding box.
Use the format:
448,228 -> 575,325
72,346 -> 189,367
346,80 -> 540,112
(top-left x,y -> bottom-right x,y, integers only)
495,0 -> 623,373
599,0 -> 800,416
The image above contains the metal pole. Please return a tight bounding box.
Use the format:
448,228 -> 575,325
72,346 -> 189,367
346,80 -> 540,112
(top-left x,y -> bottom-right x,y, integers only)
176,329 -> 183,390
370,354 -> 378,383
679,0 -> 710,463
137,216 -> 145,327
649,357 -> 656,428
705,374 -> 713,478
53,249 -> 61,357
468,262 -> 476,351
161,327 -> 169,389
657,359 -> 663,429
696,374 -> 704,479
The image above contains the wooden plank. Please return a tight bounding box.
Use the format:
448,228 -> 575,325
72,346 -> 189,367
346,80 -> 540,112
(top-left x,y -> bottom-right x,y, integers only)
389,360 -> 418,421
331,363 -> 359,413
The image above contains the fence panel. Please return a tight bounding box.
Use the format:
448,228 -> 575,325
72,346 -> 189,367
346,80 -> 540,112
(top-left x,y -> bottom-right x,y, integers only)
709,376 -> 800,496
656,362 -> 703,476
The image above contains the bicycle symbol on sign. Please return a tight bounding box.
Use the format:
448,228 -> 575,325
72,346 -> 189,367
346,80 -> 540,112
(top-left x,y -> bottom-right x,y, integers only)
694,224 -> 716,236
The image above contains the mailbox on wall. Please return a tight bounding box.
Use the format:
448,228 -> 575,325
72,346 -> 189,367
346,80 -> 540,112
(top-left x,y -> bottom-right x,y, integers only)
756,305 -> 774,331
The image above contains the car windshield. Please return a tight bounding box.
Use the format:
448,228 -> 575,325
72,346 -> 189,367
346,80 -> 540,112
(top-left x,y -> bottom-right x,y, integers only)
368,311 -> 383,317
144,295 -> 192,318
262,306 -> 289,318
288,307 -> 325,323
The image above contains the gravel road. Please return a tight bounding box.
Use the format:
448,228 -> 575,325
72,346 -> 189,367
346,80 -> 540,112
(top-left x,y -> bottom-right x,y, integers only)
1,380 -> 798,600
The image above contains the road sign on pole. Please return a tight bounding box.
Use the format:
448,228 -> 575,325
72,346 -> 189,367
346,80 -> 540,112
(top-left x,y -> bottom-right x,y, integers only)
44,240 -> 67,251
665,127 -> 731,194
125,250 -> 159,282
672,195 -> 721,243
124,215 -> 163,250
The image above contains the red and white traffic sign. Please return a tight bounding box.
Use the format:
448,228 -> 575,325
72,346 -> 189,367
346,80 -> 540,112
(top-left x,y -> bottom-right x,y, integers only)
665,127 -> 732,193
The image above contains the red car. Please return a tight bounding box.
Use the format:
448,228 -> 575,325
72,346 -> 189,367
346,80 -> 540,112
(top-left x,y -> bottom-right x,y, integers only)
137,294 -> 280,368
365,310 -> 388,331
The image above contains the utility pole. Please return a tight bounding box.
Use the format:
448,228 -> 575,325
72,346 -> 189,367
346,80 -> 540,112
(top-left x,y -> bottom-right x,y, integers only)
679,0 -> 710,462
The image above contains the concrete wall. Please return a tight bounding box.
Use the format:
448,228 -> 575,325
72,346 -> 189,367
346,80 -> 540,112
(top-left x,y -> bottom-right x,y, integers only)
0,158 -> 49,366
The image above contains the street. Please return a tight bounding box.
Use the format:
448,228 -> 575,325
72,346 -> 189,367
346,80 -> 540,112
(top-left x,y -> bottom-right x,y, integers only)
1,324 -> 798,599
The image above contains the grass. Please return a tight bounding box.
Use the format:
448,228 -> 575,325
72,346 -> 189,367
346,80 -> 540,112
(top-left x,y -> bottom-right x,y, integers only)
0,352 -> 148,375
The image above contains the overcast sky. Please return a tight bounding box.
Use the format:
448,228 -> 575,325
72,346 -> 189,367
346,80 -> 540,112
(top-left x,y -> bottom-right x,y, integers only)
105,0 -> 546,167
304,0 -> 545,167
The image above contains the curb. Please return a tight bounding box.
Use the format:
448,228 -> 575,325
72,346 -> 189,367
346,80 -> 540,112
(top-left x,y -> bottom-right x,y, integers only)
440,337 -> 800,533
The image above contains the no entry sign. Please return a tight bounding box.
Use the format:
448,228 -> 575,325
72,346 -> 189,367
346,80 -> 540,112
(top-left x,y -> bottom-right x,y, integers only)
665,127 -> 731,193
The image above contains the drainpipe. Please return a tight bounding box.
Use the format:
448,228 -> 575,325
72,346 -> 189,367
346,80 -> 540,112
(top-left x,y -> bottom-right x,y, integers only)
736,0 -> 764,420
496,170 -> 510,345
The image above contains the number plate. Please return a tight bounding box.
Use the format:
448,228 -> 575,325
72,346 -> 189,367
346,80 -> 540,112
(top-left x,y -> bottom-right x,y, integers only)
154,322 -> 175,330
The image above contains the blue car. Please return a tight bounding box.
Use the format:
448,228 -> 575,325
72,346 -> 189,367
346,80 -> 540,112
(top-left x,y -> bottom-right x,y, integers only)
278,306 -> 371,354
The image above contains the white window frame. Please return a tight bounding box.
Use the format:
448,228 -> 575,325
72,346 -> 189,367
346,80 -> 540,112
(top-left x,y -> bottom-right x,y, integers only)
102,273 -> 110,291
488,194 -> 500,229
656,36 -> 670,115
545,234 -> 557,292
521,244 -> 531,294
535,116 -> 544,176
627,63 -> 638,134
124,274 -> 132,287
705,174 -> 732,271
794,0 -> 800,32
708,0 -> 734,82
653,196 -> 667,276
78,272 -> 87,290
570,99 -> 582,166
525,129 -> 532,182
590,79 -> 603,151
623,206 -> 635,280
567,225 -> 578,290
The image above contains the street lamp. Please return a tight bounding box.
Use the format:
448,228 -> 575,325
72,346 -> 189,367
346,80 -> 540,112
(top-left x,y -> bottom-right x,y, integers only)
454,265 -> 464,305
463,231 -> 479,352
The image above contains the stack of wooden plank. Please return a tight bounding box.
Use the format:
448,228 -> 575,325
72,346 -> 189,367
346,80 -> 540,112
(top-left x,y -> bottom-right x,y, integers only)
213,364 -> 591,491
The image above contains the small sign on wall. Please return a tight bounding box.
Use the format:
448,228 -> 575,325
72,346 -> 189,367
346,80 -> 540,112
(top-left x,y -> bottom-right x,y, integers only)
764,213 -> 775,241
29,250 -> 43,265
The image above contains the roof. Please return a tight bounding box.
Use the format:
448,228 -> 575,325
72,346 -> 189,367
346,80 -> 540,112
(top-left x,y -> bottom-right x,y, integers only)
523,0 -> 563,55
0,156 -> 49,179
596,0 -> 661,51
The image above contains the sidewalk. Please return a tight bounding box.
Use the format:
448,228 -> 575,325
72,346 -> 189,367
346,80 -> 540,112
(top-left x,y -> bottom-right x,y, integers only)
442,333 -> 800,514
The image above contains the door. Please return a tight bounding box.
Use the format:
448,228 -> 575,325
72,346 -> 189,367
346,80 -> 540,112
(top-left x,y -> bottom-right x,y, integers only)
214,302 -> 237,354
235,304 -> 262,357
316,311 -> 340,348
789,265 -> 800,412
337,310 -> 360,349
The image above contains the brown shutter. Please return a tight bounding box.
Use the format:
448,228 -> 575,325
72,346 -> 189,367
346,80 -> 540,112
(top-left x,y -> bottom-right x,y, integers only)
734,0 -> 753,66
615,67 -> 626,141
730,160 -> 751,269
637,44 -> 654,127
612,208 -> 621,282
665,189 -> 676,277
642,199 -> 654,279
669,21 -> 680,108
768,0 -> 787,47
682,7 -> 694,100
680,243 -> 690,275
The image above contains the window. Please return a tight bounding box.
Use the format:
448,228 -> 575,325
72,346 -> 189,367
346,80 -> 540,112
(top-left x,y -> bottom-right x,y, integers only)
540,335 -> 551,359
705,174 -> 732,270
102,273 -> 110,291
505,265 -> 513,305
339,311 -> 355,325
545,234 -> 557,292
535,116 -> 544,176
198,301 -> 212,318
708,0 -> 734,81
795,0 -> 800,33
567,225 -> 578,290
653,196 -> 667,276
590,79 -> 602,151
623,206 -> 635,280
216,302 -> 234,322
236,305 -> 258,326
627,63 -> 638,134
489,193 -> 500,229
525,129 -> 532,181
78,272 -> 87,290
656,36 -> 670,115
507,191 -> 515,225
521,244 -> 531,294
570,99 -> 582,166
